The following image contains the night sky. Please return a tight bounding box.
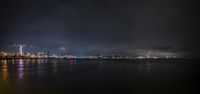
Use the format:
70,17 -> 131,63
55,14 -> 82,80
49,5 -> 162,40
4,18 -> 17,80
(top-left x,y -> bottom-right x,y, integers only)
0,0 -> 199,57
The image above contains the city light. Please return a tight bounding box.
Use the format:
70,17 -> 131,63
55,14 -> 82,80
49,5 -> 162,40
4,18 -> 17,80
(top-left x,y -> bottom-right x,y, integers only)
0,45 -> 183,59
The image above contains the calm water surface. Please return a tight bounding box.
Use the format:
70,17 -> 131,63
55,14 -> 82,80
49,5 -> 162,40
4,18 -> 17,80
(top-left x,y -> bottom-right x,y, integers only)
0,59 -> 199,94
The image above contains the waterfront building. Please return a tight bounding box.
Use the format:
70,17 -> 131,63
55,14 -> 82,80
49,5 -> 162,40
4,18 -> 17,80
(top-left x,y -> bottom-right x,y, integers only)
19,45 -> 23,55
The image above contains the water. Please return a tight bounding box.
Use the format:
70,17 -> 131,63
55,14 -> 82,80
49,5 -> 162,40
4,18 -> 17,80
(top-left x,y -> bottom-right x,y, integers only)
0,59 -> 199,94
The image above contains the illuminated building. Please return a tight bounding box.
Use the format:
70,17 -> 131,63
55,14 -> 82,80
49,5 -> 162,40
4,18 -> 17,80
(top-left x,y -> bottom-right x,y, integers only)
19,45 -> 23,55
38,52 -> 45,57
146,50 -> 150,58
44,48 -> 49,58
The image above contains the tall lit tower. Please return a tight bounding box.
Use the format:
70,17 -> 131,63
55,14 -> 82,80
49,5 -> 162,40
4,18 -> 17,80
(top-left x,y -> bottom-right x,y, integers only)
19,45 -> 23,55
146,49 -> 150,58
44,48 -> 49,58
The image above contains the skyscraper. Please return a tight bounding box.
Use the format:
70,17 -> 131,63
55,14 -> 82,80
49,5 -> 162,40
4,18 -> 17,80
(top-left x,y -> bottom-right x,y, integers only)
19,45 -> 23,55
146,49 -> 150,58
44,48 -> 49,58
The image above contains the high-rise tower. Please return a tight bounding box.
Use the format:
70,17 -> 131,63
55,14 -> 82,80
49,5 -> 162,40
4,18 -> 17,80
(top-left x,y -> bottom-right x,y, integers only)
146,49 -> 150,58
19,45 -> 23,55
44,48 -> 49,58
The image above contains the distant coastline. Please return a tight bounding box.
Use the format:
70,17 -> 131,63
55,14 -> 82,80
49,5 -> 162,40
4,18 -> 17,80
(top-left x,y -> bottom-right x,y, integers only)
0,56 -> 198,60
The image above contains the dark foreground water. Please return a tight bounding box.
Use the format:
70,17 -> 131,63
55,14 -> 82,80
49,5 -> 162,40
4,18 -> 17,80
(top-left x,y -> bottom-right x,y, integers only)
0,59 -> 200,94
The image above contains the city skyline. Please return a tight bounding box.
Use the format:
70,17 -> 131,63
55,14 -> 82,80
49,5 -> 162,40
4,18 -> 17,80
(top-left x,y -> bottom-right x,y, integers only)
0,43 -> 188,59
0,1 -> 200,94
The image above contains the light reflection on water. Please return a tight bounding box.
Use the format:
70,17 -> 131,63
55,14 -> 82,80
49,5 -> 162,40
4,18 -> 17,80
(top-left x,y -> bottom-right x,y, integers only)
0,59 -> 199,94
18,59 -> 24,80
0,59 -> 77,81
1,60 -> 8,80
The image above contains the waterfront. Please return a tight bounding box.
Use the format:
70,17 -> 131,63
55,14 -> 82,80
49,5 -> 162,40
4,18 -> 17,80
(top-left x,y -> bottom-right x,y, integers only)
0,59 -> 199,94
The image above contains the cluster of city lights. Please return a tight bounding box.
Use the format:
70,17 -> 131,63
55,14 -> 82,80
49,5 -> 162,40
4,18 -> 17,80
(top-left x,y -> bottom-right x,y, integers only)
0,45 -> 178,59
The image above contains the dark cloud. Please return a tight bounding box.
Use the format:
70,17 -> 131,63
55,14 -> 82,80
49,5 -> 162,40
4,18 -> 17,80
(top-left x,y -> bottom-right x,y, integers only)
152,46 -> 174,51
0,0 -> 199,57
